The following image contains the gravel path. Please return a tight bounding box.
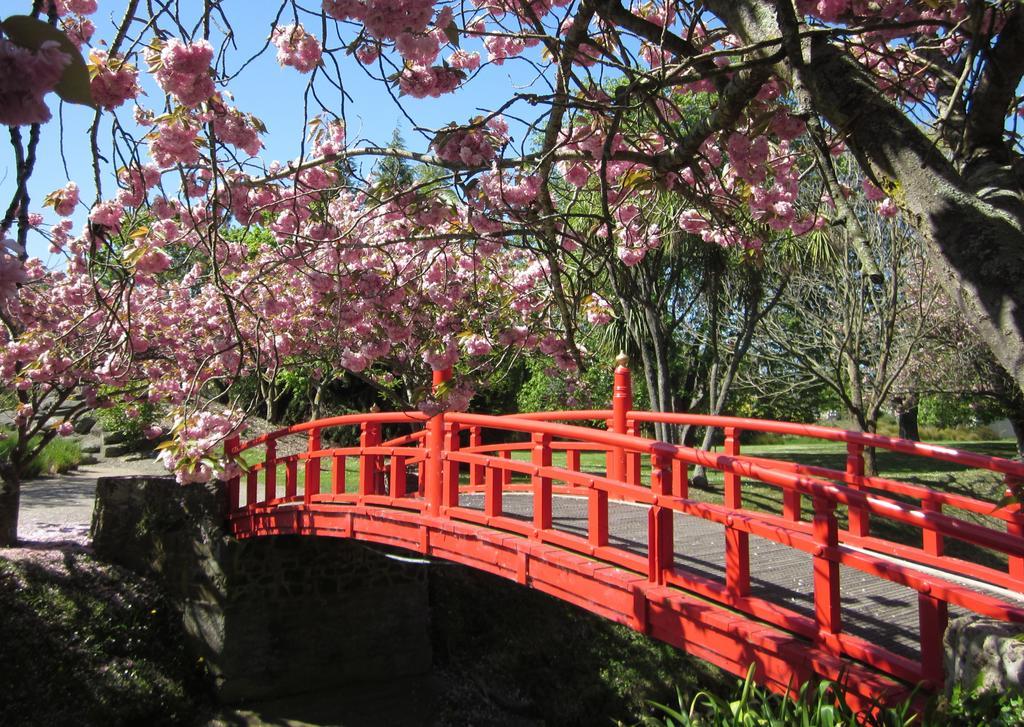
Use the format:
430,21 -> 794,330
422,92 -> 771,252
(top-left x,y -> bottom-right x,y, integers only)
15,457 -> 168,546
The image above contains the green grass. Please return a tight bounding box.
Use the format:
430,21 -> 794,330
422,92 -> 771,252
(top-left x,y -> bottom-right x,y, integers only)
0,429 -> 83,479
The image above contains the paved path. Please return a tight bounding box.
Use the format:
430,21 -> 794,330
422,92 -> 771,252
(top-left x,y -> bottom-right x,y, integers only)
17,457 -> 167,545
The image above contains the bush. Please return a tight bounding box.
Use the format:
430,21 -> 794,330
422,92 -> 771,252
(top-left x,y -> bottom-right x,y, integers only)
638,666 -> 919,727
0,430 -> 81,478
96,401 -> 160,449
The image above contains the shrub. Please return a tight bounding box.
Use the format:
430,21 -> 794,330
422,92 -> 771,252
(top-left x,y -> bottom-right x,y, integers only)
0,430 -> 82,478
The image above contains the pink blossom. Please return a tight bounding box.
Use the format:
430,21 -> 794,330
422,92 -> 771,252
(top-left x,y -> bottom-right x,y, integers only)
57,0 -> 98,14
149,120 -> 200,168
89,50 -> 141,110
48,182 -> 80,217
212,107 -> 263,156
323,0 -> 366,21
271,24 -> 323,73
878,197 -> 899,218
395,31 -> 440,65
57,421 -> 75,436
862,179 -> 886,201
62,17 -> 95,49
461,334 -> 492,356
398,64 -> 463,98
151,39 -> 215,107
0,39 -> 71,126
361,0 -> 435,40
447,50 -> 481,71
89,200 -> 125,233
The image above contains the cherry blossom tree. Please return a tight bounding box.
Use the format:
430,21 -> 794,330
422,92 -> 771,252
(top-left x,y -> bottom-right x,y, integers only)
3,0 -> 1024,544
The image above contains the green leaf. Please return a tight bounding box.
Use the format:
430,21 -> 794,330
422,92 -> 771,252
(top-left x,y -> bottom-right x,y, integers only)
1,15 -> 95,108
442,21 -> 460,49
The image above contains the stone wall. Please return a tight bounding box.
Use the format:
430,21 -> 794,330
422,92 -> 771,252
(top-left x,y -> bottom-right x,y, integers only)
945,614 -> 1024,695
90,477 -> 432,703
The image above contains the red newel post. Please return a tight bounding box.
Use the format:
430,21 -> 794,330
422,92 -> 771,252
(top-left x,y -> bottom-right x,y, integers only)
443,420 -> 461,508
331,453 -> 346,494
723,427 -> 750,598
1007,476 -> 1024,582
610,353 -> 632,482
484,464 -> 502,517
813,494 -> 842,652
264,439 -> 277,502
532,431 -> 552,532
285,458 -> 297,498
648,450 -> 674,584
304,427 -> 321,505
390,454 -> 408,498
846,442 -> 869,536
922,499 -> 944,556
919,590 -> 948,687
246,469 -> 258,507
469,425 -> 484,487
425,367 -> 452,516
359,420 -> 382,497
224,435 -> 240,511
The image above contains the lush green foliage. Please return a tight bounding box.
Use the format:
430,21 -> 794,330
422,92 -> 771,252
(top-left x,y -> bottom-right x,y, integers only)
939,685 -> 1024,726
636,666 -> 920,726
96,400 -> 160,448
0,430 -> 81,477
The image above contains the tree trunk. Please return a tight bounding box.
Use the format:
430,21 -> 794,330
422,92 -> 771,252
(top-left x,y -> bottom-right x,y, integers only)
1009,416 -> 1024,460
898,406 -> 920,442
707,0 -> 1024,397
0,471 -> 21,546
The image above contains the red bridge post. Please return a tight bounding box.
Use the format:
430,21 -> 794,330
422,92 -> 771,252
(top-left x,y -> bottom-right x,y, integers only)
359,421 -> 382,497
724,427 -> 750,598
813,494 -> 842,652
443,419 -> 461,508
1007,476 -> 1024,582
846,442 -> 869,536
648,450 -> 674,584
224,435 -> 240,510
469,426 -> 484,487
264,439 -> 277,501
426,368 -> 452,516
532,432 -> 553,531
304,427 -> 320,505
610,353 -> 631,483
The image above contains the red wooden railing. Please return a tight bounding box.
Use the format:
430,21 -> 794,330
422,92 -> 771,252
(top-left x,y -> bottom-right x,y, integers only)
224,363 -> 1024,709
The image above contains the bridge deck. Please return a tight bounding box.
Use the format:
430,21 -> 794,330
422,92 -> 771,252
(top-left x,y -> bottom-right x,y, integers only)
458,492 -> 952,660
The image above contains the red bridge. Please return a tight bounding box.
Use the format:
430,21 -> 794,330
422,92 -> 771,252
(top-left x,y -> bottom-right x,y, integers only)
224,365 -> 1024,712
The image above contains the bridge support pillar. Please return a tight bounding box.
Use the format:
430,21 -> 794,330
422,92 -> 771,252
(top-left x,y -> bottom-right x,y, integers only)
91,476 -> 432,704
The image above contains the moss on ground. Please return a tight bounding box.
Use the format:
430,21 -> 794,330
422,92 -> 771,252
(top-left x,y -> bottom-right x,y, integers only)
0,548 -> 211,726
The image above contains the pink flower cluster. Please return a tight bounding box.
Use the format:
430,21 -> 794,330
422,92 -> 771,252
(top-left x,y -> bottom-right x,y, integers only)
0,39 -> 70,126
398,64 -> 463,98
47,181 -> 80,217
157,409 -> 245,484
149,119 -> 200,168
271,24 -> 322,73
434,128 -> 496,167
89,50 -> 141,111
150,39 -> 215,107
212,107 -> 264,157
54,0 -> 98,15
